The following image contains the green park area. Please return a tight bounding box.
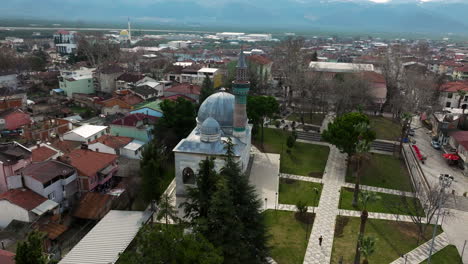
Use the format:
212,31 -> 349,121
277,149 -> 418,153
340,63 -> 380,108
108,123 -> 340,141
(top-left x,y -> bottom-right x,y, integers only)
257,128 -> 329,178
279,178 -> 323,207
331,216 -> 440,264
346,153 -> 413,192
264,210 -> 313,264
368,116 -> 401,141
420,245 -> 463,264
339,188 -> 424,216
287,113 -> 325,126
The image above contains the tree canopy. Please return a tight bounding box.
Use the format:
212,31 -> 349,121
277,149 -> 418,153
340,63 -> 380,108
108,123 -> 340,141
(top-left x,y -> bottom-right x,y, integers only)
247,95 -> 279,144
199,75 -> 214,104
15,231 -> 48,264
322,112 -> 376,156
118,225 -> 223,264
140,140 -> 167,203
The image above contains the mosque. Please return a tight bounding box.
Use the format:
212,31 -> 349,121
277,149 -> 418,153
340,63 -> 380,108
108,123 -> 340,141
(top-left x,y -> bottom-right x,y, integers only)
173,50 -> 253,198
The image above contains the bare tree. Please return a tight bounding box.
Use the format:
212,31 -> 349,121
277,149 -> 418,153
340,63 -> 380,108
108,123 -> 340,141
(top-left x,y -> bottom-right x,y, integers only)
76,33 -> 120,67
331,73 -> 374,116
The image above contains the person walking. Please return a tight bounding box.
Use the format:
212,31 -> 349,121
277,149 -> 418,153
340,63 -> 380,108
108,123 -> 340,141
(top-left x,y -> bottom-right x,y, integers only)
319,235 -> 323,247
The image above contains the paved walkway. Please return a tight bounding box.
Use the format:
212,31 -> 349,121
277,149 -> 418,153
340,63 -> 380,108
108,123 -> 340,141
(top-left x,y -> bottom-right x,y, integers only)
341,182 -> 415,197
389,232 -> 449,264
303,146 -> 347,264
339,209 -> 425,223
280,173 -> 323,183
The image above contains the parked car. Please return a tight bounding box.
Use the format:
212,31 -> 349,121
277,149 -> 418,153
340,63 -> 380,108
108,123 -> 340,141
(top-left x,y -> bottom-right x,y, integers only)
431,140 -> 441,150
408,129 -> 415,137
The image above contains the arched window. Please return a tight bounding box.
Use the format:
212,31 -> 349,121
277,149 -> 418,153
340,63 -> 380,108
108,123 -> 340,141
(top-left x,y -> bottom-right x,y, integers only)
182,167 -> 195,185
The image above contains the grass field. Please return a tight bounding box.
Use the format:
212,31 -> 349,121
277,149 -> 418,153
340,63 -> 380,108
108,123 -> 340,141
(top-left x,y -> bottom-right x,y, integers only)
346,153 -> 413,192
420,245 -> 463,264
368,116 -> 401,141
339,188 -> 423,216
257,128 -> 330,178
279,178 -> 323,207
331,216 -> 440,264
287,113 -> 325,126
264,210 -> 313,264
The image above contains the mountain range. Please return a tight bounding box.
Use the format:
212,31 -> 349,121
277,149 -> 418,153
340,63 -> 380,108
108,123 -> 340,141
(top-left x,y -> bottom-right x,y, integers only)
1,0 -> 468,34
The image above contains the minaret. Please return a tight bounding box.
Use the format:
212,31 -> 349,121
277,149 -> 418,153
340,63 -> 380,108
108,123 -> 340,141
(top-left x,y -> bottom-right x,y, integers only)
232,48 -> 250,138
128,17 -> 132,41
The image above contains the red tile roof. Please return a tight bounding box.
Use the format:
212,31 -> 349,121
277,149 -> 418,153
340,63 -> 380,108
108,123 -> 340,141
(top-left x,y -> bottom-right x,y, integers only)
247,55 -> 272,65
120,94 -> 143,106
358,71 -> 386,84
165,83 -> 201,95
32,146 -> 58,162
116,72 -> 144,83
21,160 -> 75,184
456,65 -> 468,72
441,81 -> 468,92
38,222 -> 68,240
90,135 -> 133,149
73,192 -> 112,220
161,94 -> 196,102
449,130 -> 468,150
0,250 -> 15,264
111,113 -> 158,127
61,149 -> 118,177
50,139 -> 82,154
0,189 -> 47,211
100,97 -> 132,109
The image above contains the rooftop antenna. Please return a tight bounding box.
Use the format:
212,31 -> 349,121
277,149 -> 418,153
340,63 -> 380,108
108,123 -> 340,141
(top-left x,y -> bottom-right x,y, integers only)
128,17 -> 131,41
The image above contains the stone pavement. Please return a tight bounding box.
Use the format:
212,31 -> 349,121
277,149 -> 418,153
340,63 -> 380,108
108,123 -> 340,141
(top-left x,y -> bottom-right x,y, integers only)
280,173 -> 322,183
303,146 -> 347,264
339,209 -> 425,223
341,182 -> 416,197
389,232 -> 449,264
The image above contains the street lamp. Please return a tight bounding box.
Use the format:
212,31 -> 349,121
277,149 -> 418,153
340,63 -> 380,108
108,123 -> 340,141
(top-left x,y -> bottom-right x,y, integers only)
427,174 -> 454,264
275,192 -> 278,211
264,197 -> 268,211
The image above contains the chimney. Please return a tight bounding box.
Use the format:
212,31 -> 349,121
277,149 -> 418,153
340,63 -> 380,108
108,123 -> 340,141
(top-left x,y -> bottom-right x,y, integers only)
95,148 -> 99,152
189,84 -> 193,93
81,143 -> 88,150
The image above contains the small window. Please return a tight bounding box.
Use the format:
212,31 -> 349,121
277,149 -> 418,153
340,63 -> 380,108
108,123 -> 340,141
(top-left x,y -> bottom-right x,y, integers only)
447,93 -> 453,98
48,192 -> 55,200
446,102 -> 451,107
182,167 -> 195,185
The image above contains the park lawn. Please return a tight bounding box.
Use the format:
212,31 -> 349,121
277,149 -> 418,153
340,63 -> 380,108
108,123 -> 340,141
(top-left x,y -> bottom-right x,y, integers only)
279,178 -> 323,207
331,216 -> 440,264
368,116 -> 401,141
258,128 -> 330,178
420,245 -> 463,264
264,210 -> 313,264
339,188 -> 424,216
287,113 -> 325,126
346,153 -> 413,192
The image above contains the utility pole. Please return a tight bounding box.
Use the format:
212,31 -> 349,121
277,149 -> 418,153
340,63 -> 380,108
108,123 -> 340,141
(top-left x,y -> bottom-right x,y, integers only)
427,174 -> 453,264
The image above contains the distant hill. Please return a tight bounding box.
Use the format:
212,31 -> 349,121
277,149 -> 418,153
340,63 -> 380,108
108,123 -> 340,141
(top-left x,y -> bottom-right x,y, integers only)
1,0 -> 467,34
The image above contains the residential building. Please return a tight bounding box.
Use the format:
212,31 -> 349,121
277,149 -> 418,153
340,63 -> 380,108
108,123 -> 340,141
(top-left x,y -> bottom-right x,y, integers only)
30,144 -> 61,162
19,160 -> 78,209
63,124 -> 108,143
100,97 -> 135,115
439,81 -> 468,108
53,30 -> 77,54
116,73 -> 145,90
120,139 -> 145,159
454,65 -> 468,80
246,54 -> 273,81
93,64 -> 124,94
0,142 -> 32,194
131,85 -> 158,100
163,83 -> 201,102
0,96 -> 23,112
130,100 -> 164,118
446,131 -> 468,170
88,135 -> 133,155
58,68 -> 95,98
110,113 -> 158,142
0,188 -> 58,228
60,148 -> 119,193
0,109 -> 31,136
308,61 -> 375,72
22,118 -> 71,141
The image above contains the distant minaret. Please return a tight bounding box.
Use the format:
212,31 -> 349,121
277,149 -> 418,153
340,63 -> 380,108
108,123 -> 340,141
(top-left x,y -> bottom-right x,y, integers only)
128,17 -> 132,41
232,48 -> 250,138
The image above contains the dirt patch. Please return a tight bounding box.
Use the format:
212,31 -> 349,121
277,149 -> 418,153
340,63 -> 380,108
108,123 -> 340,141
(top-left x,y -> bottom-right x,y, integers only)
295,212 -> 315,225
308,172 -> 323,178
393,222 -> 420,241
334,216 -> 350,237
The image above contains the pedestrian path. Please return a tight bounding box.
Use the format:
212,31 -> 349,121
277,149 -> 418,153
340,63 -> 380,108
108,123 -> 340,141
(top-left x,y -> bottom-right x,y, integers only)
341,182 -> 416,197
303,146 -> 347,264
389,232 -> 449,264
339,209 -> 426,223
277,203 -> 317,213
280,173 -> 323,184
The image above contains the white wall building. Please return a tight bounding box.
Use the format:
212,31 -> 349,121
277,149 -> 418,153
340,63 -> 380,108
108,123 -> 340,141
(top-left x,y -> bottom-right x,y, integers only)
63,124 -> 108,143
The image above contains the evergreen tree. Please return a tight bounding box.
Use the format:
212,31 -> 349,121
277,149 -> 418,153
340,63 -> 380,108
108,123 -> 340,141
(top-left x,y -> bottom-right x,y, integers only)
156,193 -> 179,226
220,138 -> 269,263
140,141 -> 167,203
183,157 -> 220,220
15,231 -> 48,264
200,75 -> 214,104
118,225 -> 223,264
311,51 -> 318,62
